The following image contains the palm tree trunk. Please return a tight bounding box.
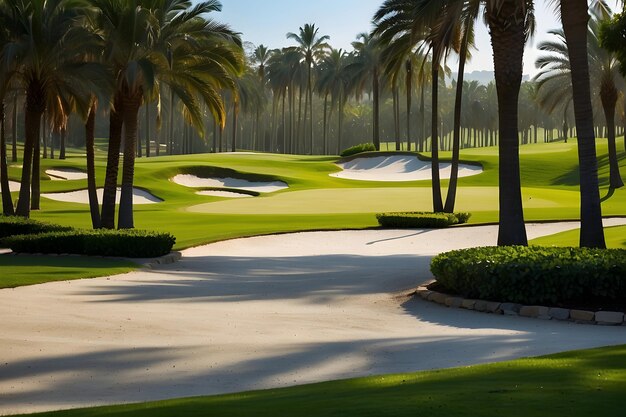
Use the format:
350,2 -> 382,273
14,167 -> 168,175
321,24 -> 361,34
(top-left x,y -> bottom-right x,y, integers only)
281,90 -> 287,153
86,102 -> 101,229
17,80 -> 46,217
145,101 -> 151,158
308,64 -> 314,154
232,98 -> 239,152
168,89 -> 175,155
100,95 -> 124,229
488,0 -> 528,246
601,83 -> 624,189
337,93 -> 343,155
373,67 -> 381,151
430,62 -> 443,212
59,127 -> 66,159
11,93 -> 17,163
419,84 -> 425,152
406,60 -> 412,151
444,27 -> 471,213
393,85 -> 400,151
31,129 -> 41,211
561,0 -> 605,248
1,103 -> 15,215
42,117 -> 47,159
118,93 -> 142,229
323,93 -> 328,155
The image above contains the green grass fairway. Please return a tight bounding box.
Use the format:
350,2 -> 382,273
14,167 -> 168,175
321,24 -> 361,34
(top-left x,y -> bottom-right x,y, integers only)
21,345 -> 626,417
531,224 -> 626,249
0,255 -> 137,288
2,137 -> 625,283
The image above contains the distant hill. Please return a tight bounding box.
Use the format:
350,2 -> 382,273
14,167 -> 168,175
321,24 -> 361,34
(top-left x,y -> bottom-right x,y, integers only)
448,70 -> 530,85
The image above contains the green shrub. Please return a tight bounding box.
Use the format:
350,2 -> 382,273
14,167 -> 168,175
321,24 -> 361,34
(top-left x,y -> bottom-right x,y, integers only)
376,212 -> 471,228
0,215 -> 73,239
4,229 -> 176,258
340,143 -> 376,157
430,246 -> 626,305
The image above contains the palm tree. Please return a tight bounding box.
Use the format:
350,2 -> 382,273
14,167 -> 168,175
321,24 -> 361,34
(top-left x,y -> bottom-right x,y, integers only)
287,23 -> 329,154
317,48 -> 349,155
557,0 -> 607,248
535,12 -> 624,190
0,5 -> 14,216
349,33 -> 383,152
97,0 -> 243,229
1,0 -> 105,218
485,0 -> 534,246
250,44 -> 271,150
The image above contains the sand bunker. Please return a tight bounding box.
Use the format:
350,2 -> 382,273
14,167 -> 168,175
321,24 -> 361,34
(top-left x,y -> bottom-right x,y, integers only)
5,180 -> 21,192
331,155 -> 483,182
172,174 -> 288,193
42,188 -> 161,205
197,190 -> 254,198
46,169 -> 88,181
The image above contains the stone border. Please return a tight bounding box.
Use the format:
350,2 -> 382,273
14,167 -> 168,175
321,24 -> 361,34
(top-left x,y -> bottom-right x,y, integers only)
416,285 -> 626,326
139,251 -> 182,268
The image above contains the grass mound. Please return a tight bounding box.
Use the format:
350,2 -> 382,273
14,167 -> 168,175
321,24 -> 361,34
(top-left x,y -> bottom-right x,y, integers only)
377,212 -> 471,228
430,246 -> 626,305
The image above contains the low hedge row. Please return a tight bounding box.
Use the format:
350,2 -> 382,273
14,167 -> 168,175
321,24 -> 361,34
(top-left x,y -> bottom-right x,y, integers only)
430,246 -> 626,305
3,229 -> 176,258
0,215 -> 73,238
376,212 -> 471,228
340,143 -> 376,157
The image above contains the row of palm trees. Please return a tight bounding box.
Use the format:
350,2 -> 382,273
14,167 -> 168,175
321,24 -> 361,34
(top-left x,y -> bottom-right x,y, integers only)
0,1 -> 623,249
0,0 -> 244,230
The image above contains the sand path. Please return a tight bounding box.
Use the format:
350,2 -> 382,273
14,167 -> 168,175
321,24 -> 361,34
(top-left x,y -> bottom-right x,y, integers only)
1,220 -> 625,415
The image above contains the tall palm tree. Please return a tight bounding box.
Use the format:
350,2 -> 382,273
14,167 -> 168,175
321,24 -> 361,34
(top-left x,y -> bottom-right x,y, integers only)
1,0 -> 105,218
287,23 -> 329,155
485,0 -> 534,246
317,48 -> 349,155
250,44 -> 271,150
557,0 -> 607,248
0,4 -> 14,216
97,0 -> 243,229
349,33 -> 383,152
535,12 -> 624,190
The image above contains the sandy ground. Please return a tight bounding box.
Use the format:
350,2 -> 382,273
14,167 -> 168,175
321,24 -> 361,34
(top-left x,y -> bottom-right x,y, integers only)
3,181 -> 21,192
45,169 -> 88,181
41,188 -> 161,205
331,155 -> 483,182
197,190 -> 253,198
1,220 -> 626,415
172,174 -> 288,193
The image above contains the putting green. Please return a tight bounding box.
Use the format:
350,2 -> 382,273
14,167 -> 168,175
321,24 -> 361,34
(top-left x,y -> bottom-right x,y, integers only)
186,186 -> 580,215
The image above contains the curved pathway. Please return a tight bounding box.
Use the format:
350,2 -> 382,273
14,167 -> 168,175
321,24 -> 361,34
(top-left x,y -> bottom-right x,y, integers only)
1,220 -> 625,415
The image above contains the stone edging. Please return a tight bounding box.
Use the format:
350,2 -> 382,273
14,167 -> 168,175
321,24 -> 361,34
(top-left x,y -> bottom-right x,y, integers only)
141,251 -> 182,268
416,285 -> 626,326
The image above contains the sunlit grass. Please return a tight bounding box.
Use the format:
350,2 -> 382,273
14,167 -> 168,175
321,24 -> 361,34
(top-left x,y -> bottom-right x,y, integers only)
0,255 -> 137,288
22,345 -> 626,417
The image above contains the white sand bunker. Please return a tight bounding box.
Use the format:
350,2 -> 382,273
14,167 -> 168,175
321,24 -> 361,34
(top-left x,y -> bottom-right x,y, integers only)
172,174 -> 288,193
197,190 -> 253,198
331,155 -> 483,182
6,180 -> 21,192
42,188 -> 161,205
46,169 -> 88,181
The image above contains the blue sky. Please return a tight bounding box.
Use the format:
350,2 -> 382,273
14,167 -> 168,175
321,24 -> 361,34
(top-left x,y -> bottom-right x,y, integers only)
215,0 -> 621,76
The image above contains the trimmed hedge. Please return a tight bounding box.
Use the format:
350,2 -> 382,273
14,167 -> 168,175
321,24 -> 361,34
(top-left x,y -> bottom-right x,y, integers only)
377,212 -> 471,229
0,215 -> 73,239
4,229 -> 176,258
340,143 -> 376,157
430,246 -> 626,305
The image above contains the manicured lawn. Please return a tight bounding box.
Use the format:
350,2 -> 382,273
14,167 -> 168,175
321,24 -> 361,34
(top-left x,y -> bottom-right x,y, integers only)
531,224 -> 626,249
0,254 -> 137,288
22,344 -> 626,417
2,137 -> 625,284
